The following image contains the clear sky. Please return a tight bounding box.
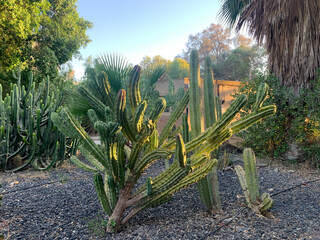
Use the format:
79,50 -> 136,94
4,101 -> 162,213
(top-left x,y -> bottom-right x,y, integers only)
71,0 -> 223,80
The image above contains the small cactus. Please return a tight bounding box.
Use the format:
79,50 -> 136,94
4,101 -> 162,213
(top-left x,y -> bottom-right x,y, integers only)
235,148 -> 273,214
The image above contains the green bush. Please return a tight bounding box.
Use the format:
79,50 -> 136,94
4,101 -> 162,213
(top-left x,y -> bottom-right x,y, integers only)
235,72 -> 320,167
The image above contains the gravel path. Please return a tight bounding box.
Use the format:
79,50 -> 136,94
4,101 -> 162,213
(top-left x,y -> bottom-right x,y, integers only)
0,156 -> 319,240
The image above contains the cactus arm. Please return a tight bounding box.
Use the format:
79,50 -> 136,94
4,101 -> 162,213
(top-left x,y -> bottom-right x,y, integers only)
93,173 -> 113,216
133,158 -> 217,215
229,105 -> 276,134
127,65 -> 142,112
159,90 -> 189,145
253,83 -> 269,110
193,128 -> 233,158
70,155 -> 98,172
175,134 -> 186,168
234,165 -> 251,206
258,193 -> 273,212
116,90 -> 136,142
133,100 -> 147,133
134,148 -> 171,174
99,72 -> 116,112
149,98 -> 166,124
243,148 -> 260,203
182,111 -> 189,143
51,108 -> 108,170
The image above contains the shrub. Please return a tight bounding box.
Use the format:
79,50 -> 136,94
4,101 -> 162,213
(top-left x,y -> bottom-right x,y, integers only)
234,72 -> 320,167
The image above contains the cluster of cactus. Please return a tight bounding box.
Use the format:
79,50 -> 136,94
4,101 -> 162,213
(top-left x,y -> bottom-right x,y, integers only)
0,71 -> 78,171
188,49 -> 275,213
52,60 -> 276,232
235,148 -> 273,213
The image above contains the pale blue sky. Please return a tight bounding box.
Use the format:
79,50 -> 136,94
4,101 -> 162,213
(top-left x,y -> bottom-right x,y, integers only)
71,0 -> 223,80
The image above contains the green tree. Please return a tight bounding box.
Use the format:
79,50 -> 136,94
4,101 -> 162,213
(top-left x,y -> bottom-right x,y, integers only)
0,0 -> 92,85
0,0 -> 50,70
179,23 -> 252,64
212,46 -> 266,81
139,55 -> 170,71
219,0 -> 320,93
167,58 -> 189,79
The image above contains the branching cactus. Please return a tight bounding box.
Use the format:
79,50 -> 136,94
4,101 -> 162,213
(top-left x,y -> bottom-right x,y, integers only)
52,64 -> 276,232
235,148 -> 273,214
188,50 -> 276,213
0,71 -> 78,171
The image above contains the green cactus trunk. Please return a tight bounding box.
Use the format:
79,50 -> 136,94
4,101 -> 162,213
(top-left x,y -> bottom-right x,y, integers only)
189,50 -> 204,138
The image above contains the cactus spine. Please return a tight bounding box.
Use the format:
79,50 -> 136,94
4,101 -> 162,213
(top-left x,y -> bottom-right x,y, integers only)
235,148 -> 273,214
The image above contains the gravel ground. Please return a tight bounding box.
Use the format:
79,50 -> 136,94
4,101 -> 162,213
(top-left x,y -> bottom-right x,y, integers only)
0,155 -> 319,240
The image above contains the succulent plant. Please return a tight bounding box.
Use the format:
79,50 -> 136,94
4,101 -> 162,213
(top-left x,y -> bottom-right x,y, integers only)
235,148 -> 273,214
187,50 -> 276,213
0,71 -> 78,171
51,62 -> 276,232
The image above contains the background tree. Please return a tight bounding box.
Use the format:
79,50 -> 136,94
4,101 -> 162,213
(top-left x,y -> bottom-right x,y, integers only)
179,23 -> 252,64
212,45 -> 266,81
167,58 -> 189,79
0,0 -> 92,88
219,0 -> 320,93
0,0 -> 50,70
140,55 -> 170,72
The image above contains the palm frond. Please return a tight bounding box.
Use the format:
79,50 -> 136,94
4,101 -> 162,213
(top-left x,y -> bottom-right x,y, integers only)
218,0 -> 252,28
144,65 -> 166,86
97,53 -> 131,93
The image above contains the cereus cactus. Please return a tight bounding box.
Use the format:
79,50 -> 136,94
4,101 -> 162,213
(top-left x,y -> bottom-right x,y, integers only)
187,50 -> 276,213
0,71 -> 78,171
235,148 -> 273,214
52,64 -> 275,232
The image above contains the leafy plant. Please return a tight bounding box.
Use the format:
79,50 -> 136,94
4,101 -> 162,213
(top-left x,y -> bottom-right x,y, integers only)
235,148 -> 273,214
52,62 -> 276,232
0,71 -> 78,172
234,72 -> 320,167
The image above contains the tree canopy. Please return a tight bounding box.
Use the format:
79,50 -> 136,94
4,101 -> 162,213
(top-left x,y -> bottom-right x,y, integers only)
219,0 -> 320,92
0,0 -> 92,84
179,23 -> 252,63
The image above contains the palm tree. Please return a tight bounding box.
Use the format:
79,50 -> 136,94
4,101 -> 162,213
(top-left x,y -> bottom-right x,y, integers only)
219,0 -> 320,93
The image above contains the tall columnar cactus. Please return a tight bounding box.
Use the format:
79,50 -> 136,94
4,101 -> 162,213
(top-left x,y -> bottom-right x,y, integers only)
0,71 -> 78,171
235,148 -> 273,214
189,50 -> 204,138
192,55 -> 221,212
187,50 -> 275,213
52,63 -> 276,232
